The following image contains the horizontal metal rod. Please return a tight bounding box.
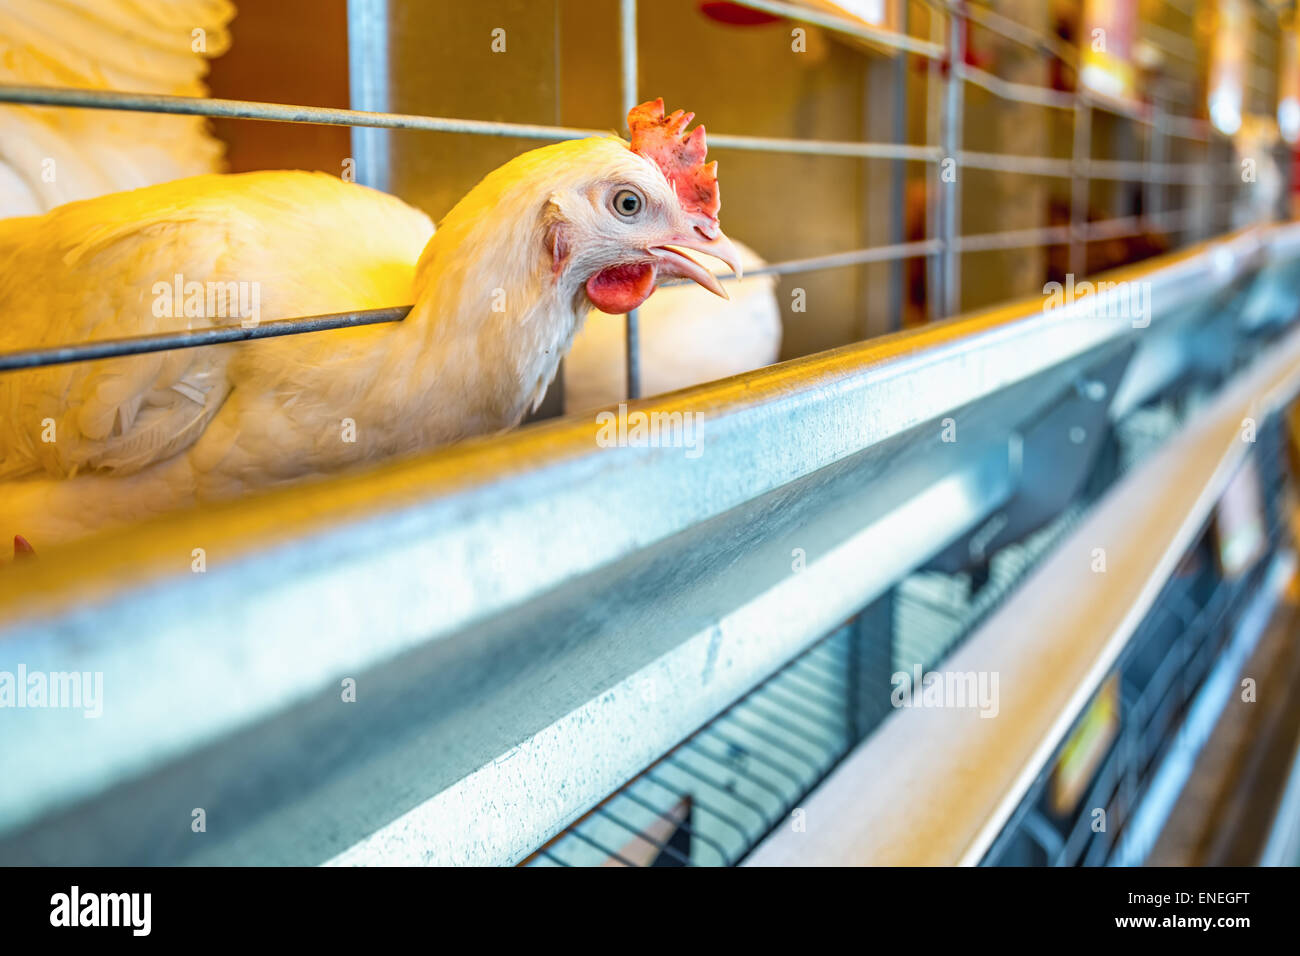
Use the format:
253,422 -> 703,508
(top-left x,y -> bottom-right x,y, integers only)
959,151 -> 1073,177
1082,90 -> 1154,125
729,0 -> 944,58
728,239 -> 944,277
960,150 -> 1217,184
940,0 -> 1257,139
734,0 -> 1212,141
1147,201 -> 1241,235
955,210 -> 1200,253
0,307 -> 411,372
0,247 -> 978,371
0,84 -> 932,162
1079,87 -> 1215,140
708,132 -> 939,162
0,84 -> 603,140
0,242 -> 945,372
660,239 -> 946,285
0,203 -> 1212,374
955,225 -> 1072,254
1,82 -> 1221,160
1079,208 -> 1212,239
1087,158 -> 1211,184
1086,158 -> 1170,182
961,64 -> 1078,110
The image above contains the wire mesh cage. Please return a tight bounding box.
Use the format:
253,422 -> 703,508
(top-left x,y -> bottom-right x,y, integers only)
0,0 -> 1280,397
0,0 -> 1296,870
983,411 -> 1290,866
527,352 -> 1257,866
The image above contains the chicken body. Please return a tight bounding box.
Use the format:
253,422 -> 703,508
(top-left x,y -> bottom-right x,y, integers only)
0,107 -> 741,548
0,171 -> 435,541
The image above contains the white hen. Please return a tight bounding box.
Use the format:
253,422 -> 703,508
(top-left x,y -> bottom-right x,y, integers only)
0,101 -> 743,551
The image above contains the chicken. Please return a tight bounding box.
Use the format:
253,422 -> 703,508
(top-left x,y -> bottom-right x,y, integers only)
564,238 -> 780,411
0,99 -> 742,551
0,0 -> 233,217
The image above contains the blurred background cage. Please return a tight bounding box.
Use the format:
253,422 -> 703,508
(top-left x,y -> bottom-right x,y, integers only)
3,0 -> 1300,869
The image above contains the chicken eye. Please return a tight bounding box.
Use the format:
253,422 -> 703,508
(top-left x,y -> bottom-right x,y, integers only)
611,188 -> 643,218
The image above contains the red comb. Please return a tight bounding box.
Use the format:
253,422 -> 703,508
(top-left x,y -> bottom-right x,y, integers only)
628,99 -> 720,222
5,535 -> 36,564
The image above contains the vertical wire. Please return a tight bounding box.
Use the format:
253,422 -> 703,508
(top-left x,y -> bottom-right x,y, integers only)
620,0 -> 641,400
553,0 -> 566,416
940,3 -> 965,317
858,63 -> 873,340
1148,100 -> 1165,227
346,0 -> 391,191
1195,32 -> 1212,244
887,2 -> 909,331
1069,96 -> 1091,277
926,4 -> 944,322
553,0 -> 562,124
1197,136 -> 1211,242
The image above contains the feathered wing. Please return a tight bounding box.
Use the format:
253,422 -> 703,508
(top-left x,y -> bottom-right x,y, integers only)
0,171 -> 434,483
0,0 -> 234,217
0,200 -> 239,479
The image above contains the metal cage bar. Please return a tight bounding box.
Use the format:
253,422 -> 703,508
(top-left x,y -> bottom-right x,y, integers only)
620,0 -> 641,400
0,0 -> 1262,381
0,205 -> 1211,373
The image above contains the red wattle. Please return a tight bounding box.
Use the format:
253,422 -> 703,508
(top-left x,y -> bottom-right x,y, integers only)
586,262 -> 657,314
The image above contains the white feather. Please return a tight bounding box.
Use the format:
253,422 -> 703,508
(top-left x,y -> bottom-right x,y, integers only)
0,0 -> 233,218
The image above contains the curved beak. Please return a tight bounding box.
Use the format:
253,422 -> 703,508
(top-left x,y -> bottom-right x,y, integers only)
650,231 -> 743,300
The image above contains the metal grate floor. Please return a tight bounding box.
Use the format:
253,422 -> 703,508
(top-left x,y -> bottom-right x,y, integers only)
526,394 -> 1201,866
